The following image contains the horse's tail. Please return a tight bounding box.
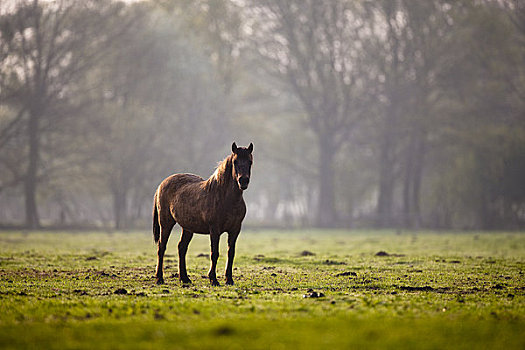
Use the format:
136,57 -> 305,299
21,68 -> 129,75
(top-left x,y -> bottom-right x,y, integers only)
153,192 -> 160,244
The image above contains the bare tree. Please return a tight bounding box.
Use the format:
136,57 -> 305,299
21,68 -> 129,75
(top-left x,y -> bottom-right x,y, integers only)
248,0 -> 376,227
0,0 -> 128,228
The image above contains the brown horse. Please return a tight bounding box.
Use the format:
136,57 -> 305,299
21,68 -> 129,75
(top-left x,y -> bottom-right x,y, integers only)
153,142 -> 253,286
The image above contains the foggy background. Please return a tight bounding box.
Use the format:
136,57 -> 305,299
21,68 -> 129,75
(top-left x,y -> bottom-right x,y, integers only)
0,0 -> 524,230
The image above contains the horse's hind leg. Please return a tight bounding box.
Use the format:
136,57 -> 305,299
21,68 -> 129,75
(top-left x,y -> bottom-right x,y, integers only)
178,228 -> 193,284
156,218 -> 175,285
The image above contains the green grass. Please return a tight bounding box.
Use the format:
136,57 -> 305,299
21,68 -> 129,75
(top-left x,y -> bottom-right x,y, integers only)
0,230 -> 524,349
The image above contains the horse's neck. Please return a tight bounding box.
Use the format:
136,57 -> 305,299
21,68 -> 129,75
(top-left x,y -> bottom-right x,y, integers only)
214,173 -> 242,200
206,158 -> 242,200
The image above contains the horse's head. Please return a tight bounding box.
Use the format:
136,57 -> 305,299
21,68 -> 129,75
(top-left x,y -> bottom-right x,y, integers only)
231,142 -> 253,191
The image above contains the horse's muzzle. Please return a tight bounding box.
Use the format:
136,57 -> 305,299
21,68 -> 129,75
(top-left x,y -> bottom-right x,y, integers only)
239,176 -> 250,190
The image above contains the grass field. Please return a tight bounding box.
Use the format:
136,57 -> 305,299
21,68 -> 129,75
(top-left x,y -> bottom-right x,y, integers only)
0,229 -> 524,349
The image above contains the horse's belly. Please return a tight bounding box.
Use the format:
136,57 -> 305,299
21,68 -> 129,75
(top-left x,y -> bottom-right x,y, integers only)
179,220 -> 209,234
174,210 -> 242,234
172,207 -> 209,234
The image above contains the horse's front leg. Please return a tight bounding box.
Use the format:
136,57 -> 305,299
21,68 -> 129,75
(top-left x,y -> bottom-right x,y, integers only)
208,230 -> 221,286
178,229 -> 193,284
225,230 -> 240,286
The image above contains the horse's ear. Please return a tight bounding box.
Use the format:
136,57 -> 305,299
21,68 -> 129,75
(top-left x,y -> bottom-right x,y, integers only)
232,142 -> 238,154
248,143 -> 253,154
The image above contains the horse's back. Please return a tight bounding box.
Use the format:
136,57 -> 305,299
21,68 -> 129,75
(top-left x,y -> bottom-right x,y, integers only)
156,173 -> 203,201
161,173 -> 203,188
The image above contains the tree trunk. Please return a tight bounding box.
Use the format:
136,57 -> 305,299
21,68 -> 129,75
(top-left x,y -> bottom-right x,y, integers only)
24,111 -> 40,229
402,130 -> 426,229
376,119 -> 396,228
411,133 -> 426,229
113,186 -> 127,230
316,137 -> 336,228
402,134 -> 415,228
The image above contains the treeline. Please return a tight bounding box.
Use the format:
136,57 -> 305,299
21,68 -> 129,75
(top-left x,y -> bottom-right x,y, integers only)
0,0 -> 524,230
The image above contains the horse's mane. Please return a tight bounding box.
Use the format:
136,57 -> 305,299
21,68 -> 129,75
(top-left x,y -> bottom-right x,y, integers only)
204,154 -> 233,191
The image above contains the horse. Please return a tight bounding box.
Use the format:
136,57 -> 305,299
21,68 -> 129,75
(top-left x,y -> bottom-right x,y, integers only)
153,142 -> 253,286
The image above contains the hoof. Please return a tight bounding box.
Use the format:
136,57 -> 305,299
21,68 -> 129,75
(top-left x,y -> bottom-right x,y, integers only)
156,277 -> 164,285
180,278 -> 192,285
210,279 -> 220,287
226,279 -> 234,286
